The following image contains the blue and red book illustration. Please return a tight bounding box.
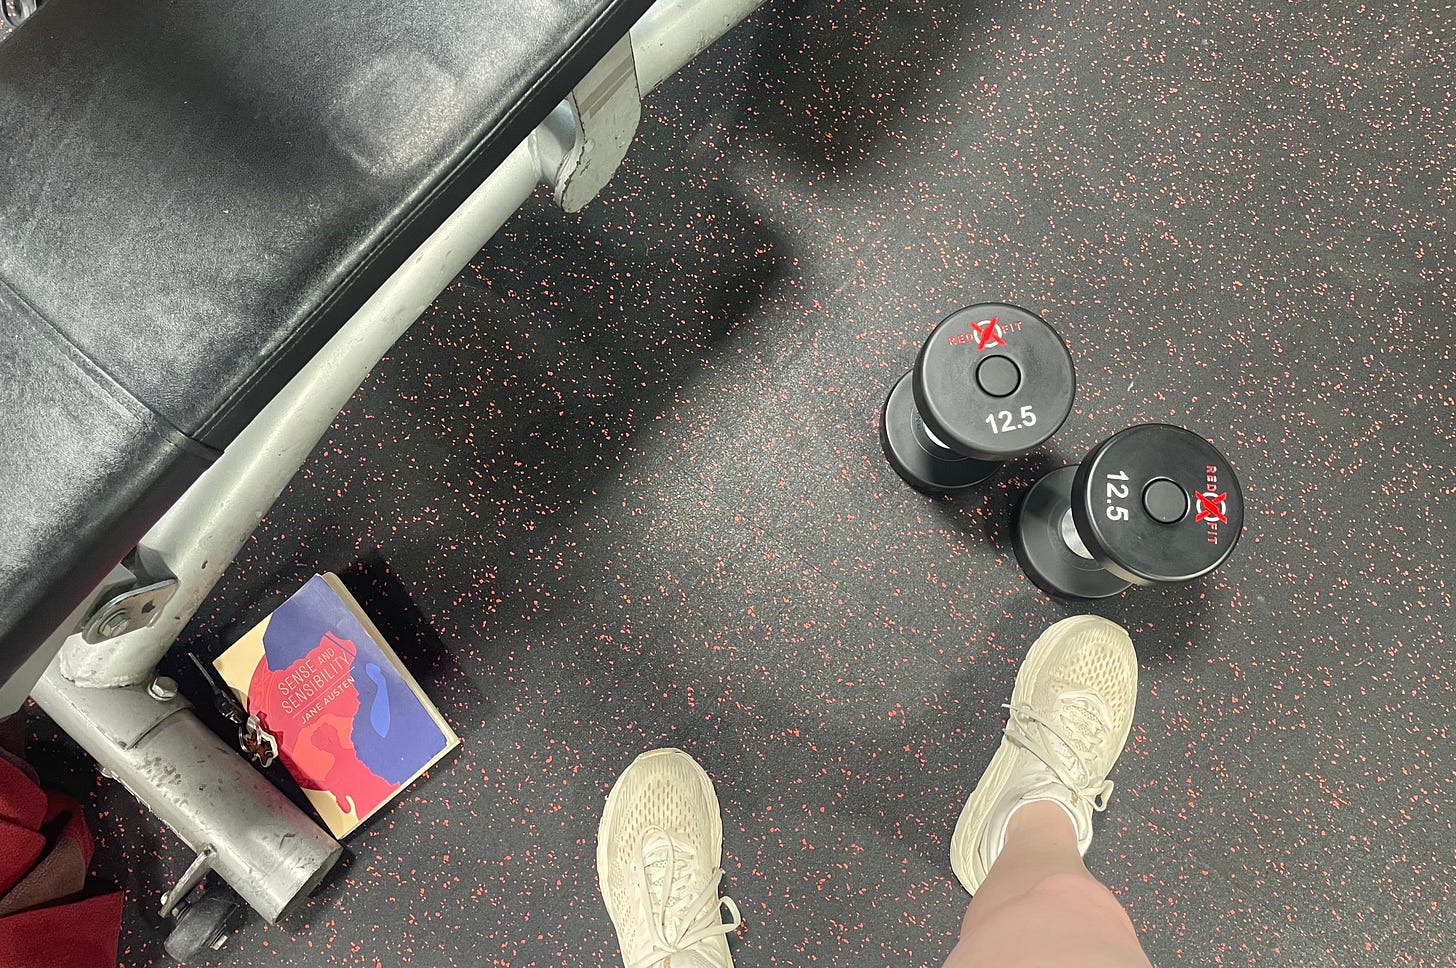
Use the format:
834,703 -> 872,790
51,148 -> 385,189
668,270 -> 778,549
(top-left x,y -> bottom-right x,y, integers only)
213,574 -> 459,837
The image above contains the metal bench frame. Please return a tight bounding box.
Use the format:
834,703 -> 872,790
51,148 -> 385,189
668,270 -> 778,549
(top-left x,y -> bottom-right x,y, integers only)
11,0 -> 764,926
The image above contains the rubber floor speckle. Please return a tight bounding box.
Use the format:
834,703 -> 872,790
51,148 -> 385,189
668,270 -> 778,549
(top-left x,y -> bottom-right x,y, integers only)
28,1 -> 1454,965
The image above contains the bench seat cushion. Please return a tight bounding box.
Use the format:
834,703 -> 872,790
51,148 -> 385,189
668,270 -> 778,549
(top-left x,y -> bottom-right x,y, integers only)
0,0 -> 653,681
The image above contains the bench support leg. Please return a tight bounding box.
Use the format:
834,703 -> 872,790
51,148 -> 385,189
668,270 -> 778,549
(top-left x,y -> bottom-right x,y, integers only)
33,671 -> 342,923
28,137 -> 541,928
26,0 -> 770,931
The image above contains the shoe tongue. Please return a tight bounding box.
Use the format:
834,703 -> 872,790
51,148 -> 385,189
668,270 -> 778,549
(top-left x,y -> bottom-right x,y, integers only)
642,831 -> 706,934
1061,693 -> 1109,740
1011,761 -> 1067,801
1040,694 -> 1109,784
663,952 -> 720,968
1003,702 -> 1098,794
644,828 -> 678,856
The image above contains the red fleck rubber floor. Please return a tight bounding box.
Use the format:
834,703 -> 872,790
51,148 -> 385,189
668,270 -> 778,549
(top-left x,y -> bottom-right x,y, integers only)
27,1 -> 1454,965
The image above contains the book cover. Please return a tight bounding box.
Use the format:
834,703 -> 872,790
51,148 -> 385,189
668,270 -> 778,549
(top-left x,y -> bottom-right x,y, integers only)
213,573 -> 460,837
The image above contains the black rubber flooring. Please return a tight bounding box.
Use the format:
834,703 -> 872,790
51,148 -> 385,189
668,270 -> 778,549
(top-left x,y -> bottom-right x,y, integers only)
28,1 -> 1455,965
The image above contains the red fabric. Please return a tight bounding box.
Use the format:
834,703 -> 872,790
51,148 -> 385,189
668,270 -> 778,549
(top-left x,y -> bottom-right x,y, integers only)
0,750 -> 121,968
0,893 -> 125,968
0,756 -> 48,898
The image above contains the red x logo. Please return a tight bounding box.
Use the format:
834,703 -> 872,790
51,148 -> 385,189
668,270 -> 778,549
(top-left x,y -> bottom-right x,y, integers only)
1195,492 -> 1228,524
970,317 -> 1005,350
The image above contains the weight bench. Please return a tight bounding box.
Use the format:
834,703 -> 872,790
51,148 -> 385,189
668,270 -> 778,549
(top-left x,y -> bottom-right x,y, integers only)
0,0 -> 763,934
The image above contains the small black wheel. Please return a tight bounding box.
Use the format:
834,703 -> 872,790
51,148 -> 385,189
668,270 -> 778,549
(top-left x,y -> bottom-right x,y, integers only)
164,889 -> 244,962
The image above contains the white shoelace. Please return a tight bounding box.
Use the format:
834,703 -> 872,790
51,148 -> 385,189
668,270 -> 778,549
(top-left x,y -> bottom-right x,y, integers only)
627,827 -> 742,968
1002,690 -> 1116,811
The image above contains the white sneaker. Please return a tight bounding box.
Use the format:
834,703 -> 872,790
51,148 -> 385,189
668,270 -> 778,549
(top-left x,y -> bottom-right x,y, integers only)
950,615 -> 1138,895
598,748 -> 742,968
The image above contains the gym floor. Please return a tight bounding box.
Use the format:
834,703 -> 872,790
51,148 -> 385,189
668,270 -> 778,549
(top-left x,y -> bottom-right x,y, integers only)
26,0 -> 1454,965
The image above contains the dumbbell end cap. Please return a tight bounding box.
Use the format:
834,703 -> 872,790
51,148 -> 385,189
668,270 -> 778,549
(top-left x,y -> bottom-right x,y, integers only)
1072,424 -> 1244,585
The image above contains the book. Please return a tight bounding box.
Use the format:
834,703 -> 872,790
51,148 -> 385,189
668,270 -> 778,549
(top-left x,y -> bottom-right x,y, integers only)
213,573 -> 459,838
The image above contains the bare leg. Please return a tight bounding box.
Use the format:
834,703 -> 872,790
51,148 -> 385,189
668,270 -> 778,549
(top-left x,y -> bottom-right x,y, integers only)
945,617 -> 1151,968
942,802 -> 1151,968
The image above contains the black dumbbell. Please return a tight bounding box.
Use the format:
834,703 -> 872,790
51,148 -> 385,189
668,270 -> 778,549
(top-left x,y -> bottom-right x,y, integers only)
1012,424 -> 1244,598
881,304 -> 1075,493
